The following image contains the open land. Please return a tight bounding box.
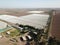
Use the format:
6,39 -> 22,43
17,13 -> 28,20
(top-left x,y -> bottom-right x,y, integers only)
0,8 -> 60,45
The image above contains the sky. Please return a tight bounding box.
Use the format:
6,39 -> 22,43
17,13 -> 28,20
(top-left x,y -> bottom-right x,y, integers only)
0,0 -> 60,8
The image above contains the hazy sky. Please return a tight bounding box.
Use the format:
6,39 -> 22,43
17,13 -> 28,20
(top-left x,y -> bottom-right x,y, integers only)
0,0 -> 60,8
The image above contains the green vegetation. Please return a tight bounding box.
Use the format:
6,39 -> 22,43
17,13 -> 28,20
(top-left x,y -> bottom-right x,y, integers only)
1,24 -> 60,45
2,28 -> 21,38
10,29 -> 20,37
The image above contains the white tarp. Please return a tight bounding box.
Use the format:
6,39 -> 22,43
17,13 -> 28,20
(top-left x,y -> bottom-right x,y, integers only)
0,15 -> 19,29
0,14 -> 50,29
0,15 -> 19,23
19,14 -> 50,29
0,21 -> 7,29
27,11 -> 45,13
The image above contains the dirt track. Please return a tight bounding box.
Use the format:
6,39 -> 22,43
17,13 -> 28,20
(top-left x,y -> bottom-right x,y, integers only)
51,11 -> 60,40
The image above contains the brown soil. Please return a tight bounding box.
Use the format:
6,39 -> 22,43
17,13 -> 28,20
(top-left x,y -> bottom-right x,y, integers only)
51,11 -> 60,40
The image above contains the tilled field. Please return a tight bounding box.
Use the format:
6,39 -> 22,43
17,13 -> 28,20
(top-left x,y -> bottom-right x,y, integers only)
51,11 -> 60,40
